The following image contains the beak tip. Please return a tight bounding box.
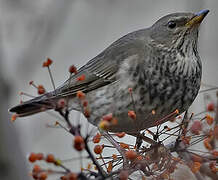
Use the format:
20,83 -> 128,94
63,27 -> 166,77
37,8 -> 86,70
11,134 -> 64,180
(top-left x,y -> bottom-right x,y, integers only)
195,9 -> 210,17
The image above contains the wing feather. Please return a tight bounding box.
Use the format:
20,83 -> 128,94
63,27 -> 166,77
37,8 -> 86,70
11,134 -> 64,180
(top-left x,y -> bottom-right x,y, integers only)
55,29 -> 147,98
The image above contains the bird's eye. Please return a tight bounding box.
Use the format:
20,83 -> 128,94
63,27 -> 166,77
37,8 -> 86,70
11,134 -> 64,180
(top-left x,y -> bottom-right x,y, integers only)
167,21 -> 176,29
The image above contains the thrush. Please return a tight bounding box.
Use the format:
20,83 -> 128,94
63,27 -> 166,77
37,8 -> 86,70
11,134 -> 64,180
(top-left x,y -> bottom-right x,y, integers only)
10,10 -> 209,133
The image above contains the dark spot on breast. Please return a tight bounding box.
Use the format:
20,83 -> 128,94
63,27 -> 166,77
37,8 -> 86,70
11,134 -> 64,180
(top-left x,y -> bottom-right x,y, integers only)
179,50 -> 185,58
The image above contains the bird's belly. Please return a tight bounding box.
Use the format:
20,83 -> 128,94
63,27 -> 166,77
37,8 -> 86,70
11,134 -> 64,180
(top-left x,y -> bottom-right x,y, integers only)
84,74 -> 200,133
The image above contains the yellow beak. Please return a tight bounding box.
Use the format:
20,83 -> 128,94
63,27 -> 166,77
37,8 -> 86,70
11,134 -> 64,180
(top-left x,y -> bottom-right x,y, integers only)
186,9 -> 209,27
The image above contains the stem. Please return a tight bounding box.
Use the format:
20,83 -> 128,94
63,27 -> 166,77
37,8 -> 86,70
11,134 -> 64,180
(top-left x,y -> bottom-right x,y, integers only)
84,137 -> 106,178
48,66 -> 56,93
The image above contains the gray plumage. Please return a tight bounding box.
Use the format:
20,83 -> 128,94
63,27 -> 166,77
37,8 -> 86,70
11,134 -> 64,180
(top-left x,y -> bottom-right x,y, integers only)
10,10 -> 209,133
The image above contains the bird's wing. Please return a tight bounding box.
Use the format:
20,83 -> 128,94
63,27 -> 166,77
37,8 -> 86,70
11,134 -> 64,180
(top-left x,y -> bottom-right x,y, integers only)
55,29 -> 148,97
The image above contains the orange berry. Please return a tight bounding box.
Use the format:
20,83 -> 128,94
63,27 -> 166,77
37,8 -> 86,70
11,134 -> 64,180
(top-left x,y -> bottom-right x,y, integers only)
38,172 -> 47,180
42,58 -> 53,67
125,150 -> 137,161
207,103 -> 215,112
69,65 -> 78,74
136,155 -> 143,161
128,110 -> 136,120
92,133 -> 101,143
191,162 -> 202,173
112,154 -> 117,160
74,136 -> 85,151
107,161 -> 113,173
77,74 -> 85,81
94,145 -> 103,154
36,153 -> 44,160
29,153 -> 37,163
68,173 -> 77,180
175,109 -> 179,114
206,114 -> 214,125
46,154 -> 55,163
38,85 -> 45,94
204,138 -> 212,150
76,91 -> 85,100
32,164 -> 41,173
115,132 -> 126,138
120,142 -> 129,149
11,114 -> 18,122
84,108 -> 90,118
119,170 -> 128,180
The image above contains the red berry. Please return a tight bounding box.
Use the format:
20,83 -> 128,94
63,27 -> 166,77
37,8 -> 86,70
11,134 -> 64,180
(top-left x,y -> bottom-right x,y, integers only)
128,110 -> 136,120
29,153 -> 37,163
125,150 -> 137,161
11,114 -> 18,122
94,145 -> 103,154
76,91 -> 85,99
92,133 -> 101,143
115,132 -> 126,138
38,85 -> 45,94
36,153 -> 44,160
32,164 -> 41,173
77,74 -> 85,81
42,58 -> 53,67
38,172 -> 47,180
69,65 -> 78,74
206,114 -> 214,125
74,136 -> 85,151
46,154 -> 55,163
207,103 -> 215,112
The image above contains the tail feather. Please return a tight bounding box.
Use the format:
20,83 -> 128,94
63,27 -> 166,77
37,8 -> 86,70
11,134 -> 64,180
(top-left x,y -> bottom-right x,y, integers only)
9,94 -> 55,117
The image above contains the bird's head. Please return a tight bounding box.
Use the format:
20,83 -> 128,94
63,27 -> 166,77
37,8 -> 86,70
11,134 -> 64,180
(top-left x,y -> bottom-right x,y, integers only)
150,10 -> 209,50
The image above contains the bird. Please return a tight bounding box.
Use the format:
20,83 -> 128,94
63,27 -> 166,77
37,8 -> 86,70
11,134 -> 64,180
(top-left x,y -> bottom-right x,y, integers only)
10,10 -> 209,133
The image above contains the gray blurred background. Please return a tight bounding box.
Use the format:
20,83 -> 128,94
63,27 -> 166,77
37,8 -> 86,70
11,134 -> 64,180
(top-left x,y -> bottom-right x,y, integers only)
0,0 -> 218,179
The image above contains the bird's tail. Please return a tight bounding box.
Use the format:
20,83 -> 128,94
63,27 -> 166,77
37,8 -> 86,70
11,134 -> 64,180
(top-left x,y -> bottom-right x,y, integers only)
9,93 -> 57,117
